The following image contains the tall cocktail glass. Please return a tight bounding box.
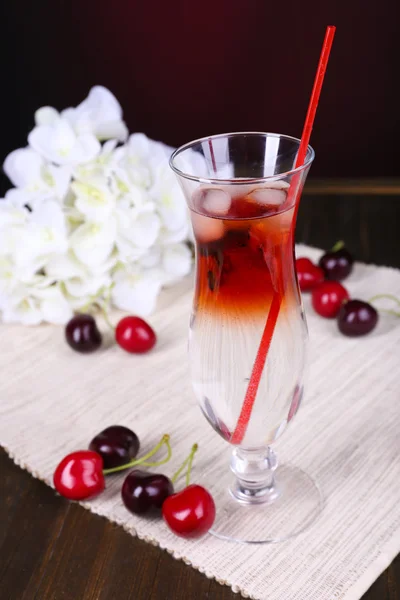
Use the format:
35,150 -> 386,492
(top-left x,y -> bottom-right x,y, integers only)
170,132 -> 322,543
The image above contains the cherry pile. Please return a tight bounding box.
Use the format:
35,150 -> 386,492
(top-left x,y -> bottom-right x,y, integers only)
65,314 -> 156,354
296,242 -> 380,336
53,426 -> 215,539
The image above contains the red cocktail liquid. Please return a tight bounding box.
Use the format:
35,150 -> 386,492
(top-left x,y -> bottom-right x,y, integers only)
193,199 -> 295,318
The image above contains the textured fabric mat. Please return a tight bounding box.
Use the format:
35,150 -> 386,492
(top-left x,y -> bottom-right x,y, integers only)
1,244 -> 400,600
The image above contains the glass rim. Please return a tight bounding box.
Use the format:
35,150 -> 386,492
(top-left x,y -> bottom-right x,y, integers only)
169,131 -> 315,185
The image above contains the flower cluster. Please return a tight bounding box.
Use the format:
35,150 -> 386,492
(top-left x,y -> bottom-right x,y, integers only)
0,86 -> 193,325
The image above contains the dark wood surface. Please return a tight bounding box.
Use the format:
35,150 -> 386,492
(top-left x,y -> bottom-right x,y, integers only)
1,190 -> 399,600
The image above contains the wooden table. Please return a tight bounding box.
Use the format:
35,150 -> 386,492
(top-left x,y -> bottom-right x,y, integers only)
1,183 -> 399,600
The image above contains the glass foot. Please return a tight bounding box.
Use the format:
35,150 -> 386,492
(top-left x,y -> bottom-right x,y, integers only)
199,462 -> 323,544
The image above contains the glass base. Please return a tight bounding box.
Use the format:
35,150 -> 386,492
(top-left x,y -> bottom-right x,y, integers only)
199,462 -> 323,544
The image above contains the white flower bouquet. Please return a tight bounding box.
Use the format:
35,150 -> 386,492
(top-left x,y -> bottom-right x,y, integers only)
0,86 -> 194,325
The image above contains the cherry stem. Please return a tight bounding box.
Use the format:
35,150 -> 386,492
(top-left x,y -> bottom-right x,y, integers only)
80,284 -> 115,328
103,434 -> 171,476
368,294 -> 400,317
185,443 -> 197,487
171,444 -> 198,486
99,302 -> 115,333
331,240 -> 345,252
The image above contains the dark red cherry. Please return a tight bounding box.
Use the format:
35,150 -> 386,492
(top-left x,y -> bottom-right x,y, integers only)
65,314 -> 102,353
319,243 -> 354,281
338,300 -> 378,336
122,470 -> 174,514
89,425 -> 140,470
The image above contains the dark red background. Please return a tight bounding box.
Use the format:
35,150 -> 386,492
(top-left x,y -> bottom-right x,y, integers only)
1,0 -> 399,188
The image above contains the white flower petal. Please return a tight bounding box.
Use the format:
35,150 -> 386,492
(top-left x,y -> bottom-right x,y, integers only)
35,106 -> 60,126
111,169 -> 147,202
78,86 -> 123,121
45,165 -> 72,199
64,273 -> 110,298
2,295 -> 43,325
0,256 -> 20,300
139,247 -> 162,268
162,243 -> 192,283
66,295 -> 93,311
151,160 -> 190,234
12,200 -> 68,270
92,253 -> 118,275
3,149 -> 71,203
34,286 -> 73,324
70,219 -> 116,268
113,136 -> 154,189
158,186 -> 188,231
61,107 -> 76,124
0,198 -> 29,228
158,221 -> 189,244
4,188 -> 33,207
102,139 -> 119,154
75,134 -> 102,164
123,162 -> 151,189
95,120 -> 128,142
128,133 -> 152,156
72,139 -> 117,182
73,162 -> 106,182
30,198 -> 66,232
72,179 -> 116,221
130,211 -> 161,248
46,252 -> 87,280
3,147 -> 43,188
112,267 -> 162,316
114,237 -> 148,262
65,86 -> 128,142
28,119 -> 100,165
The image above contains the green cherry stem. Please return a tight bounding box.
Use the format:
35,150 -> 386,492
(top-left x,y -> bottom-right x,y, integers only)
331,240 -> 345,252
185,443 -> 198,487
101,284 -> 116,332
80,285 -> 109,315
103,434 -> 172,476
80,284 -> 116,331
171,444 -> 198,486
99,302 -> 115,333
368,294 -> 400,317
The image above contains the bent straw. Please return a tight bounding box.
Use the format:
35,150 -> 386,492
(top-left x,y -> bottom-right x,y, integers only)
231,26 -> 336,444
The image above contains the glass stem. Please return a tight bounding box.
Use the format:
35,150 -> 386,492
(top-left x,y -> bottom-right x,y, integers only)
230,446 -> 280,505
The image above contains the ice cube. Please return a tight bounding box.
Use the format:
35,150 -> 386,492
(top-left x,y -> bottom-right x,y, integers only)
246,185 -> 288,207
193,186 -> 231,216
191,212 -> 224,243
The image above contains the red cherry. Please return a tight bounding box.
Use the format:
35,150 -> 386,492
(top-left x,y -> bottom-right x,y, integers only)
296,257 -> 325,292
115,316 -> 156,354
312,281 -> 349,318
53,451 -> 105,501
162,484 -> 216,538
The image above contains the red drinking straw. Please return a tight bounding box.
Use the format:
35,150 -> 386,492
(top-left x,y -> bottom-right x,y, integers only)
231,25 -> 336,445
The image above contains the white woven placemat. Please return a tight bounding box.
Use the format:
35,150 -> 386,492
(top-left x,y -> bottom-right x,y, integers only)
1,244 -> 400,600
